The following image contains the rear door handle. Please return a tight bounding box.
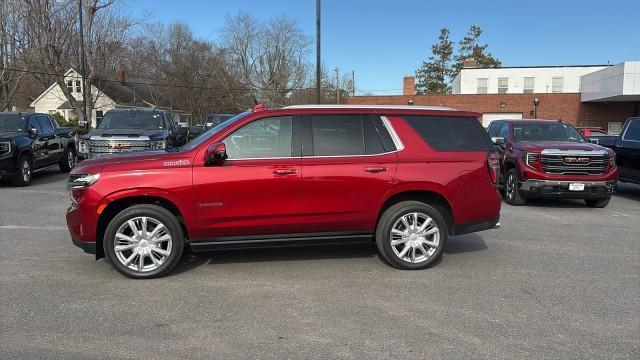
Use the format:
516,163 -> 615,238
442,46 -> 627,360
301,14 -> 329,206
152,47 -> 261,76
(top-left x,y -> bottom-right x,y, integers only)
273,168 -> 297,175
364,166 -> 387,173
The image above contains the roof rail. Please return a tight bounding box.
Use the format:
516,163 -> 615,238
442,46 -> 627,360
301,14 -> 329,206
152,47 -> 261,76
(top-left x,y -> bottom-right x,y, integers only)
282,104 -> 456,111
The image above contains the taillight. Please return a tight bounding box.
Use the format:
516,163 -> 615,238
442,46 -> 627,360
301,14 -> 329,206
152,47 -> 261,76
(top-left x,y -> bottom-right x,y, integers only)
487,151 -> 500,185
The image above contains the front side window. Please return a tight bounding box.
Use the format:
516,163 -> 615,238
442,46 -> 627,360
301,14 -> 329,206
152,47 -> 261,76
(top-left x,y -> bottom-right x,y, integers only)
523,77 -> 535,93
37,116 -> 54,134
29,117 -> 42,133
487,122 -> 502,137
552,77 -> 564,93
500,123 -> 510,140
311,115 -> 364,156
622,119 -> 640,142
498,78 -> 508,94
513,123 -> 584,142
224,116 -> 293,159
477,78 -> 488,94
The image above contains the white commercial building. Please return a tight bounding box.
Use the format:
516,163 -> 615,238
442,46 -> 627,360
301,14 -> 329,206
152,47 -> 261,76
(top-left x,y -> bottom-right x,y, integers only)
452,63 -> 609,95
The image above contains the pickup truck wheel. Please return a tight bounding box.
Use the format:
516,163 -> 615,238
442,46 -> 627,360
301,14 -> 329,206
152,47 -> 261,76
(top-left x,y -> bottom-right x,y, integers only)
59,146 -> 76,172
585,197 -> 611,208
376,201 -> 448,270
104,204 -> 184,279
504,169 -> 526,206
12,155 -> 32,187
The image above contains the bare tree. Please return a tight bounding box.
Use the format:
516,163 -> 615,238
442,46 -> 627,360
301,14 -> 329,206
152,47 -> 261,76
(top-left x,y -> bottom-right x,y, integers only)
22,0 -> 134,126
221,12 -> 310,106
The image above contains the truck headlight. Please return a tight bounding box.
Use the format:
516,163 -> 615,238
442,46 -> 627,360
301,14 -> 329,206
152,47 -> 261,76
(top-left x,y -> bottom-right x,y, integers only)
68,173 -> 100,189
78,140 -> 89,154
150,140 -> 166,150
0,141 -> 12,157
609,153 -> 616,167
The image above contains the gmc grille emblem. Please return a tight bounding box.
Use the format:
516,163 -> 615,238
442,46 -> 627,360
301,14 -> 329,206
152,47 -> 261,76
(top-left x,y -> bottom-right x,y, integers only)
564,157 -> 590,164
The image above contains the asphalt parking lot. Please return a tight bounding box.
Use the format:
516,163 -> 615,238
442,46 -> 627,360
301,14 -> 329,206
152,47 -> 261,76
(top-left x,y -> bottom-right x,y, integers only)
1,168 -> 638,359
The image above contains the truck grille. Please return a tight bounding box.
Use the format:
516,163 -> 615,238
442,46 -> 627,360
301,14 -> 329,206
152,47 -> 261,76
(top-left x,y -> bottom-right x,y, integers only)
540,151 -> 608,175
89,137 -> 150,159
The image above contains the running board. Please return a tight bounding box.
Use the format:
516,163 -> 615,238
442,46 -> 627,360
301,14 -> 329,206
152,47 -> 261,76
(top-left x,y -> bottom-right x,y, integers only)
188,232 -> 373,252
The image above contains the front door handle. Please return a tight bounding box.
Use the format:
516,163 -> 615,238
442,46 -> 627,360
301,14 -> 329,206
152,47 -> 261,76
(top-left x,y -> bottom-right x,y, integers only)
273,168 -> 297,175
364,166 -> 387,173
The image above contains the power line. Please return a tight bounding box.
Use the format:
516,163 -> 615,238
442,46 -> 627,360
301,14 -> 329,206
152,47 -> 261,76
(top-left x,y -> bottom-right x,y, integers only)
0,67 -> 318,92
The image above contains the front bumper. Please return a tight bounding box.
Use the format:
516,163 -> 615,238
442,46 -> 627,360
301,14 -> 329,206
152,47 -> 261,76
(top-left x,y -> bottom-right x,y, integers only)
519,179 -> 616,199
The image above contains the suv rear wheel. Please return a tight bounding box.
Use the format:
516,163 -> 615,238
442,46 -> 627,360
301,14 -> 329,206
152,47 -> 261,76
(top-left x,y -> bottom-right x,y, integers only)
104,204 -> 184,278
504,168 -> 526,206
376,201 -> 448,270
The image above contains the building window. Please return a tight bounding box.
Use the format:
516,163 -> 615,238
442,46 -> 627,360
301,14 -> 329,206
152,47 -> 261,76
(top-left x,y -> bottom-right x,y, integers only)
523,77 -> 535,93
498,78 -> 508,94
608,122 -> 622,135
552,77 -> 564,93
66,79 -> 82,93
66,80 -> 74,93
477,78 -> 488,94
95,110 -> 104,124
75,80 -> 81,93
578,77 -> 582,92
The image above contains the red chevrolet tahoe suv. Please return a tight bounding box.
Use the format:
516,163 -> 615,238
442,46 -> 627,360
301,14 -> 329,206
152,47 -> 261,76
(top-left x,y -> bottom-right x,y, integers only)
487,119 -> 617,207
67,105 -> 502,278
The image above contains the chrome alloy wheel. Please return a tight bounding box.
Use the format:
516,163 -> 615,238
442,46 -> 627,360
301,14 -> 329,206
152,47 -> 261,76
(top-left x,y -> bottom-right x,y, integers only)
390,212 -> 440,264
505,173 -> 516,200
113,216 -> 172,273
21,159 -> 31,182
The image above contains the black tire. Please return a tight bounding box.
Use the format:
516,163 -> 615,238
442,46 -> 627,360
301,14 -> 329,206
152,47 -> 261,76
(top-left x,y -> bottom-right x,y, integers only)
12,154 -> 32,187
59,146 -> 76,172
103,204 -> 184,279
585,197 -> 610,208
504,168 -> 526,206
375,201 -> 448,270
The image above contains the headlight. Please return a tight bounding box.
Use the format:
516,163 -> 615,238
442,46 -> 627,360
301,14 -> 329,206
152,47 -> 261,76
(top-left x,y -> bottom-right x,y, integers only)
150,140 -> 166,150
68,173 -> 100,189
0,141 -> 12,157
524,152 -> 540,168
78,140 -> 89,154
609,153 -> 616,167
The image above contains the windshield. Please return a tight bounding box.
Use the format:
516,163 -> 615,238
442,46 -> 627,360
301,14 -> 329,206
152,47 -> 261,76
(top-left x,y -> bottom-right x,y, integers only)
0,114 -> 24,132
97,111 -> 166,130
513,123 -> 584,142
181,111 -> 250,151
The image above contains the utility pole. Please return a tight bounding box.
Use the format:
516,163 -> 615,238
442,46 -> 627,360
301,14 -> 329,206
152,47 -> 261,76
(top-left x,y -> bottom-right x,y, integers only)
78,0 -> 89,128
335,67 -> 339,104
315,0 -> 321,104
352,70 -> 355,97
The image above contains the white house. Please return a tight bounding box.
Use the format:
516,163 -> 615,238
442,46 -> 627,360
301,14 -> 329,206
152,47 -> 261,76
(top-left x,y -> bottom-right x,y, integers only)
452,61 -> 610,95
30,69 -> 190,128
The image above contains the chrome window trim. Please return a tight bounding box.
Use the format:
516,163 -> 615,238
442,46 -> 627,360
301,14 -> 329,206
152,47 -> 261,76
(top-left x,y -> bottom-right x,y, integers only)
380,116 -> 405,151
283,104 -> 455,111
621,119 -> 640,142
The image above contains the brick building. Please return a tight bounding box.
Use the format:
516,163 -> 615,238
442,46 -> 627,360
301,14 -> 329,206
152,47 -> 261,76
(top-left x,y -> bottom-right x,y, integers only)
349,61 -> 640,132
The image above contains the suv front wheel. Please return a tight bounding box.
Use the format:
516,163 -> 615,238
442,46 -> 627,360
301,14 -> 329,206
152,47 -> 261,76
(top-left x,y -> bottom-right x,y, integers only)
504,168 -> 526,206
376,201 -> 448,270
104,204 -> 184,278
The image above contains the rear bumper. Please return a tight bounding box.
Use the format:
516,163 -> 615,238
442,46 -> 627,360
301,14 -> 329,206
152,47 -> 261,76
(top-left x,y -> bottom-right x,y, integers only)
452,215 -> 500,235
519,179 -> 616,199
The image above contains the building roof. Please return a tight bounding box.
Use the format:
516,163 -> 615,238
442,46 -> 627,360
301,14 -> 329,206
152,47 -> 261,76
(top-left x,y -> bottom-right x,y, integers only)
461,64 -> 611,71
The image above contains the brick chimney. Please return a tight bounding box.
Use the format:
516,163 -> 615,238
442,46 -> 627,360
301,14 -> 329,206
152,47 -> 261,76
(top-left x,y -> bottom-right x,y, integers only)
116,70 -> 126,83
403,76 -> 415,96
463,58 -> 478,68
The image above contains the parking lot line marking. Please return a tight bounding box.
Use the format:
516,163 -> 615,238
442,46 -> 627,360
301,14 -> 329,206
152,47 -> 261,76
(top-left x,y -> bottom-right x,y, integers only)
0,189 -> 67,196
0,225 -> 68,230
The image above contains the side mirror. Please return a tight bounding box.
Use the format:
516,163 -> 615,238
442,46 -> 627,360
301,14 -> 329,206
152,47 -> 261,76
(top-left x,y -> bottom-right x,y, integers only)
588,138 -> 599,144
205,142 -> 227,166
491,136 -> 505,145
29,128 -> 38,137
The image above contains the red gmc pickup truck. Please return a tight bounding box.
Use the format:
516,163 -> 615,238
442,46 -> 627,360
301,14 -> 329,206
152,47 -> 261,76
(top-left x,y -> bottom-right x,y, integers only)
67,105 -> 502,278
487,119 -> 617,207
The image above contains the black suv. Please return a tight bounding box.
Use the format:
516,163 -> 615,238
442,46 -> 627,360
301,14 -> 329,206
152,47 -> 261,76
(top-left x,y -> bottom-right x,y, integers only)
77,109 -> 188,160
0,112 -> 76,186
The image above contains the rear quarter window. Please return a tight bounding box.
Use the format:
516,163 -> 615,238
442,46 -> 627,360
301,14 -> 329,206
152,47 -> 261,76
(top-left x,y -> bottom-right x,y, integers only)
403,116 -> 491,151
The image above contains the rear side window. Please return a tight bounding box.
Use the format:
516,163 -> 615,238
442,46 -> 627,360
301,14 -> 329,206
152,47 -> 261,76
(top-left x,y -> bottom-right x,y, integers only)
404,116 -> 491,151
311,115 -> 364,156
